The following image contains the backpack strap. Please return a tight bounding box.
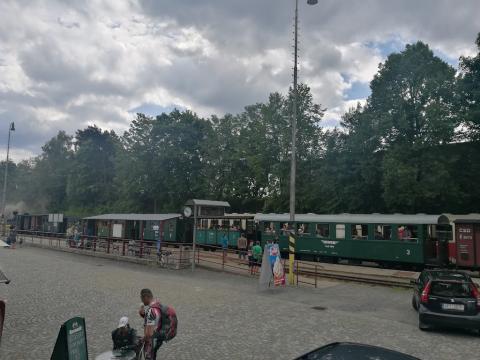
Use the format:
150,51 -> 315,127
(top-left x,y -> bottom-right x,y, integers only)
158,304 -> 168,339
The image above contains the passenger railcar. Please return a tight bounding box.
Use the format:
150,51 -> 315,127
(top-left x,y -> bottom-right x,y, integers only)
255,213 -> 453,268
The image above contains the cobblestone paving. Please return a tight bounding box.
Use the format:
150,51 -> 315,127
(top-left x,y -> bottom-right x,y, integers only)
1,247 -> 480,360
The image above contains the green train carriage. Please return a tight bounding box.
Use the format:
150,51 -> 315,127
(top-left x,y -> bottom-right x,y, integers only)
255,213 -> 451,268
194,214 -> 256,248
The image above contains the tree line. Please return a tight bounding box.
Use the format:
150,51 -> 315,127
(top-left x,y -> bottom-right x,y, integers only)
2,35 -> 480,217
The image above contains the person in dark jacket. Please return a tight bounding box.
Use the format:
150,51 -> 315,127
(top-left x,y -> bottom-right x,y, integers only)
112,316 -> 138,351
8,226 -> 17,249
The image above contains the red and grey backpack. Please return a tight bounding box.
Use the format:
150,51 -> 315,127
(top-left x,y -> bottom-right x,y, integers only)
150,302 -> 178,342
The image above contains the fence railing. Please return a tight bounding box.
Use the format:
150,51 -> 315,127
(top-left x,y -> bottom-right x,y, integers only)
194,244 -> 258,276
17,231 -> 192,269
18,231 -> 328,287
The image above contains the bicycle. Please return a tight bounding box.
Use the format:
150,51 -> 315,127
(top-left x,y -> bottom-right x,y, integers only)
157,249 -> 173,268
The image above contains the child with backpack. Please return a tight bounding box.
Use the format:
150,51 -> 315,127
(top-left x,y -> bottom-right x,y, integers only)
139,288 -> 177,360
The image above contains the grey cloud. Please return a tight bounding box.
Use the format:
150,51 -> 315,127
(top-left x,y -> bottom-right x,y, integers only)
1,0 -> 479,161
57,17 -> 80,29
140,0 -> 480,56
19,40 -> 132,106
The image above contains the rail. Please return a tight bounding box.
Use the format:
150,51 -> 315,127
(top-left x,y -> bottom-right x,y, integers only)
292,260 -> 413,288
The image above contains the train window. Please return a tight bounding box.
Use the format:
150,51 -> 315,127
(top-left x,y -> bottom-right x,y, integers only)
232,220 -> 241,230
374,225 -> 392,240
315,224 -> 329,238
220,220 -> 229,229
351,224 -> 368,240
297,223 -> 309,235
281,222 -> 293,235
336,224 -> 345,239
209,220 -> 218,229
397,225 -> 418,242
263,222 -> 276,233
435,225 -> 452,242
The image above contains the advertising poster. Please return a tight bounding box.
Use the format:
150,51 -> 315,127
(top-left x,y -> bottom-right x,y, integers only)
259,243 -> 285,288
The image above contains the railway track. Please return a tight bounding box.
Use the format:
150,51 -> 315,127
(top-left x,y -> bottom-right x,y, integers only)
198,250 -> 415,288
295,267 -> 413,288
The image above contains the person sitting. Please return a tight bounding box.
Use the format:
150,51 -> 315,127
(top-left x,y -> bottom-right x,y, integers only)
112,316 -> 138,351
298,225 -> 304,234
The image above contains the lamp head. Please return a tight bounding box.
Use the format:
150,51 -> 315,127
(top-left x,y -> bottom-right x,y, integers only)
307,0 -> 318,4
10,122 -> 15,131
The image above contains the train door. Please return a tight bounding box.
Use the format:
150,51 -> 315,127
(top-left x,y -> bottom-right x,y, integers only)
424,224 -> 450,266
455,223 -> 475,267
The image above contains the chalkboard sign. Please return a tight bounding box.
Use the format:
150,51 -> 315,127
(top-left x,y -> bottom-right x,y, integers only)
51,317 -> 88,360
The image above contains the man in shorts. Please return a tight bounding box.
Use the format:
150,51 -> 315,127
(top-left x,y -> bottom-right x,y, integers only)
139,288 -> 162,360
252,241 -> 263,275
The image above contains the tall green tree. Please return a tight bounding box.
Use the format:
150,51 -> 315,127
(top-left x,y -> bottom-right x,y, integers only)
35,131 -> 73,212
365,42 -> 460,212
459,33 -> 480,140
117,110 -> 211,212
66,126 -> 118,213
238,85 -> 324,212
370,42 -> 458,148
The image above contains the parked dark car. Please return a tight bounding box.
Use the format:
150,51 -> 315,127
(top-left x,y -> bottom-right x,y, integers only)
411,269 -> 480,333
294,342 -> 420,360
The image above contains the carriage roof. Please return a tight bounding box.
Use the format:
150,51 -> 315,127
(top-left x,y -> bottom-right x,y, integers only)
254,213 -> 451,225
84,213 -> 181,221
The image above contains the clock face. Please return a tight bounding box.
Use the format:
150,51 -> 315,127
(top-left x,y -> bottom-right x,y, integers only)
183,206 -> 192,217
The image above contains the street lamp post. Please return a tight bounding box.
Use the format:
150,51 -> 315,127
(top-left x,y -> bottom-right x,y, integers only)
288,0 -> 317,285
1,122 -> 15,236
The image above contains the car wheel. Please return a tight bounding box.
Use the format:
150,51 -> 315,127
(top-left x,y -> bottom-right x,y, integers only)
411,296 -> 418,311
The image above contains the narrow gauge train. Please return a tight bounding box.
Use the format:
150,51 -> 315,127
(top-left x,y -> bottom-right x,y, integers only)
195,213 -> 480,270
14,213 -> 79,235
14,209 -> 480,270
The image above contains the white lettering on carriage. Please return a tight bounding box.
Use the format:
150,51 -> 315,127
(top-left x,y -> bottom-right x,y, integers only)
321,240 -> 339,249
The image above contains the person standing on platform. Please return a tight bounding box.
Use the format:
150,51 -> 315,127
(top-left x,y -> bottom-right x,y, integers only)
252,241 -> 263,275
8,226 -> 17,250
221,232 -> 228,256
237,233 -> 247,260
248,241 -> 254,274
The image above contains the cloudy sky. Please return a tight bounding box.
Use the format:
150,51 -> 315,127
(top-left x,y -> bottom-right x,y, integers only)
1,0 -> 479,161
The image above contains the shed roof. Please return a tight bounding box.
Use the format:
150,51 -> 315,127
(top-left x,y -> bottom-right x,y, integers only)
84,213 -> 181,221
254,213 -> 450,225
185,199 -> 230,207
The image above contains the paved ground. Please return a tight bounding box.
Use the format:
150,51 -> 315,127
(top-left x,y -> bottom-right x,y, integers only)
1,247 -> 479,360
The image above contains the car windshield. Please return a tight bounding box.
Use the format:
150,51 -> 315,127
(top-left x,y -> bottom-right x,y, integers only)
430,281 -> 472,298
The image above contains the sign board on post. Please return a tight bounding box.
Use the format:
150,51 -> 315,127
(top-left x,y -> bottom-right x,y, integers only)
153,224 -> 161,253
51,317 -> 88,360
